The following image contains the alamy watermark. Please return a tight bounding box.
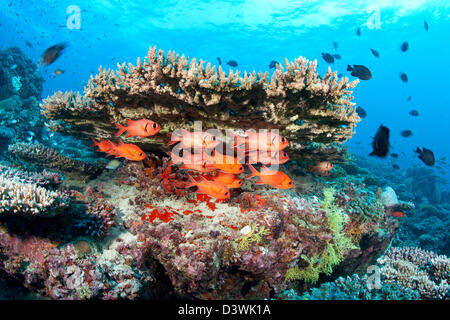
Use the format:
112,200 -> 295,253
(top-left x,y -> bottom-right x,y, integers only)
66,5 -> 81,30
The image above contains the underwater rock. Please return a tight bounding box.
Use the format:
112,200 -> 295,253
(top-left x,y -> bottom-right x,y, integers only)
40,46 -> 360,161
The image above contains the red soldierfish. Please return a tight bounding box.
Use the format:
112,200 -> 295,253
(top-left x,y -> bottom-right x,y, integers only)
186,175 -> 230,200
115,119 -> 161,138
168,129 -> 220,149
246,164 -> 294,189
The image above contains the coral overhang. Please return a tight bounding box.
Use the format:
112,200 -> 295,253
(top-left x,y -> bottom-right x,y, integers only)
40,46 -> 359,160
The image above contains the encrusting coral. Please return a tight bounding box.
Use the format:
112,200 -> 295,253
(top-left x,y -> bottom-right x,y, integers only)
8,142 -> 103,179
40,46 -> 359,161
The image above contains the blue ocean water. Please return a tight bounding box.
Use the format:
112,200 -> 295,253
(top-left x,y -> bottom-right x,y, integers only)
2,0 -> 448,179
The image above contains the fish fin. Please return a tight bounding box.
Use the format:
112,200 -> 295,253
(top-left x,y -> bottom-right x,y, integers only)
255,181 -> 264,185
167,134 -> 182,145
90,138 -> 99,147
185,174 -> 198,188
126,119 -> 133,124
415,147 -> 421,154
246,164 -> 260,179
347,65 -> 353,71
115,123 -> 127,137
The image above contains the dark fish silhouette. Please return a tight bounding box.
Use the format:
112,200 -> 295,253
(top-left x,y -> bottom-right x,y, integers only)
356,27 -> 361,36
370,48 -> 379,57
356,106 -> 367,118
337,73 -> 343,78
332,54 -> 341,60
407,96 -> 412,102
391,153 -> 399,158
401,130 -> 413,138
401,41 -> 409,52
416,147 -> 435,166
322,53 -> 334,63
39,42 -> 68,66
226,60 -> 238,67
217,57 -> 222,65
333,41 -> 338,50
409,110 -> 419,116
25,40 -> 33,48
269,60 -> 279,69
393,164 -> 400,170
424,20 -> 429,31
400,73 -> 408,83
347,64 -> 372,80
370,125 -> 390,157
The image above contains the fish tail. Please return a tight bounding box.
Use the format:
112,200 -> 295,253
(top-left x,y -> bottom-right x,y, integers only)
115,123 -> 127,137
185,174 -> 198,188
415,147 -> 421,154
347,65 -> 353,71
90,138 -> 99,147
246,164 -> 260,179
167,134 -> 182,145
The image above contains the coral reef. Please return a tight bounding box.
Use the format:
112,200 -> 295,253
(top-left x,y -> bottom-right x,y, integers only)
377,247 -> 449,299
0,47 -> 45,150
40,46 -> 360,161
8,142 -> 104,179
0,168 -> 69,218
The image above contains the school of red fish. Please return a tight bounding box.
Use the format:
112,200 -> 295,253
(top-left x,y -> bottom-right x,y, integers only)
91,118 -> 334,199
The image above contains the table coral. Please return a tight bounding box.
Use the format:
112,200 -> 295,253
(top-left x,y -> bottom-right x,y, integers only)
40,46 -> 359,161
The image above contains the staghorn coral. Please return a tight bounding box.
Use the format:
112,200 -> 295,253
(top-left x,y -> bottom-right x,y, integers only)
0,164 -> 62,187
40,46 -> 359,160
8,142 -> 103,179
377,247 -> 450,299
0,170 -> 69,217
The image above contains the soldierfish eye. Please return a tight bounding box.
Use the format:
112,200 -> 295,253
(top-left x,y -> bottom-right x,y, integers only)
152,123 -> 157,128
224,191 -> 229,195
212,136 -> 216,141
281,137 -> 286,143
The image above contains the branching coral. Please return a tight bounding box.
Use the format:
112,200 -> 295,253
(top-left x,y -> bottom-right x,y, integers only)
0,170 -> 69,217
40,46 -> 359,160
377,247 -> 450,299
8,142 -> 103,179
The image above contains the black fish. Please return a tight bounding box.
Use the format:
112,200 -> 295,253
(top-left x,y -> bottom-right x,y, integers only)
39,42 -> 68,66
416,147 -> 435,166
356,106 -> 367,118
332,54 -> 341,60
393,164 -> 400,170
401,41 -> 409,52
322,53 -> 334,63
424,20 -> 429,31
370,125 -> 390,157
400,72 -> 408,83
401,130 -> 413,138
409,110 -> 419,116
337,73 -> 343,78
25,40 -> 33,48
333,41 -> 338,50
347,64 -> 372,80
370,48 -> 379,58
269,60 -> 279,69
356,27 -> 361,36
407,96 -> 412,101
226,60 -> 238,67
391,153 -> 399,158
217,57 -> 222,65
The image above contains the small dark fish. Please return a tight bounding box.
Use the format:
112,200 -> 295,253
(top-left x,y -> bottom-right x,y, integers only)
356,27 -> 361,36
332,54 -> 341,60
25,40 -> 33,48
39,42 -> 68,66
391,153 -> 399,158
416,147 -> 435,166
226,60 -> 238,67
399,72 -> 408,83
269,60 -> 279,69
217,57 -> 222,65
393,164 -> 400,170
370,48 -> 379,58
115,23 -> 120,27
322,53 -> 334,63
356,106 -> 367,118
424,20 -> 429,31
337,73 -> 343,78
347,64 -> 372,80
407,96 -> 412,102
370,125 -> 390,157
409,110 -> 419,116
52,69 -> 64,75
400,130 -> 413,138
401,41 -> 409,52
333,41 -> 338,50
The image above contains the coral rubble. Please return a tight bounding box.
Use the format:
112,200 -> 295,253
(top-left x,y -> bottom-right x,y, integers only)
40,46 -> 359,161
